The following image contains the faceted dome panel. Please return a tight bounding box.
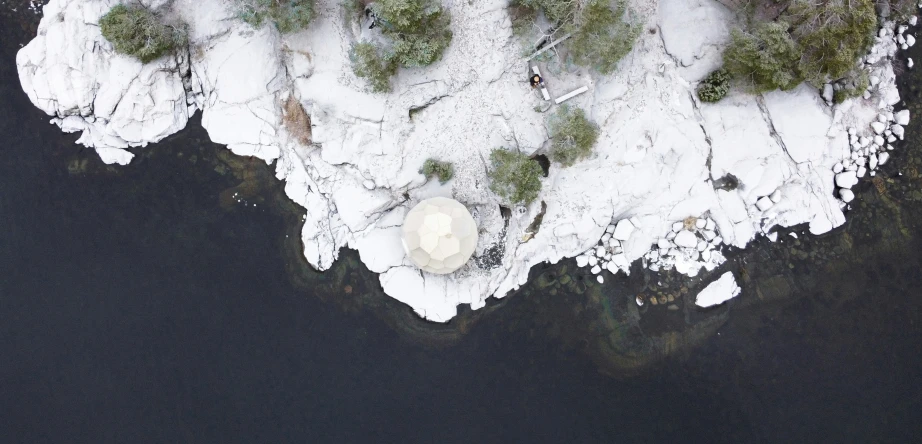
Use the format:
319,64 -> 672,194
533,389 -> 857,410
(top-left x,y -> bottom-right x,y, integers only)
401,197 -> 479,274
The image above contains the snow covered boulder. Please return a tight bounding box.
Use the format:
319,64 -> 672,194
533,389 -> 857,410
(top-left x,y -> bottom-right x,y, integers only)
836,171 -> 859,189
674,230 -> 698,248
657,0 -> 733,81
612,219 -> 635,241
16,0 -> 191,164
695,272 -> 741,307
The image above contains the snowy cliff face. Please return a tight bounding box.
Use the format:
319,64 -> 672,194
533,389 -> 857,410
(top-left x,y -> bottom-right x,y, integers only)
17,0 -> 904,321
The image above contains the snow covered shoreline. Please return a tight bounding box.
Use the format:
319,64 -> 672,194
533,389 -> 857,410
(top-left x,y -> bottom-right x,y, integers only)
16,0 -> 913,321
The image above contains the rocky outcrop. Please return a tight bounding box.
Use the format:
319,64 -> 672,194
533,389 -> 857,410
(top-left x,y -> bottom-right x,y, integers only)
17,0 -> 190,164
16,0 -> 908,322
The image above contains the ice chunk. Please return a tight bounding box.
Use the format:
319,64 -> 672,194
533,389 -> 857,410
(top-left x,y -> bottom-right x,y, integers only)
840,189 -> 855,203
674,230 -> 698,248
613,219 -> 635,241
836,171 -> 859,188
695,272 -> 741,307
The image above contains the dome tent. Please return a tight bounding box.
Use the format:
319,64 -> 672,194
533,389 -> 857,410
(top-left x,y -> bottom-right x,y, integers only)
401,197 -> 478,274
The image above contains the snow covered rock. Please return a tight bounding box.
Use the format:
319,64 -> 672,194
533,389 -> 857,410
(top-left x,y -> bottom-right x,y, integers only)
879,152 -> 890,165
612,219 -> 635,241
840,189 -> 855,203
695,272 -> 741,308
822,84 -> 834,102
836,171 -> 860,188
16,0 -> 191,164
674,230 -> 698,248
658,0 -> 733,80
892,124 -> 905,139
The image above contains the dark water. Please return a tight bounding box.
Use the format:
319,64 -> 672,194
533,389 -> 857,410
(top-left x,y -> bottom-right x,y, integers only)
2,4 -> 922,443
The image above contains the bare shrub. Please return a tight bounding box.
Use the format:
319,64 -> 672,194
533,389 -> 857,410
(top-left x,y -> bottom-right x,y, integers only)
283,96 -> 311,145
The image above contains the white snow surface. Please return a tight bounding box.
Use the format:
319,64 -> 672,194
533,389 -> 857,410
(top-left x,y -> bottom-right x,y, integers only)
694,271 -> 741,308
16,0 -> 900,321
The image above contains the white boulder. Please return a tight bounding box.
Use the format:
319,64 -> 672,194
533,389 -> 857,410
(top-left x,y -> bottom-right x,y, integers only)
892,124 -> 905,139
674,230 -> 699,248
835,171 -> 859,189
822,84 -> 834,102
695,272 -> 741,308
878,152 -> 890,165
839,189 -> 855,203
613,219 -> 636,241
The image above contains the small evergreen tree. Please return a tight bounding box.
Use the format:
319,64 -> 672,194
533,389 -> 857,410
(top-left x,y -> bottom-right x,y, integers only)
696,69 -> 731,103
511,0 -> 639,74
351,42 -> 398,92
99,4 -> 188,63
549,106 -> 599,166
720,0 -> 875,93
488,149 -> 543,205
420,159 -> 455,183
568,0 -> 640,74
514,0 -> 575,24
371,0 -> 453,67
723,22 -> 803,92
238,0 -> 314,34
349,0 -> 452,90
786,0 -> 876,82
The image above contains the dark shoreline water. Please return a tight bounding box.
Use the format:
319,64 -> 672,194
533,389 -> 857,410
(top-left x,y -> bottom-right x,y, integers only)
2,3 -> 922,442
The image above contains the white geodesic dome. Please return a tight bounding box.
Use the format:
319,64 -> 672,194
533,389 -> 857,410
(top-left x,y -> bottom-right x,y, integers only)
401,197 -> 478,274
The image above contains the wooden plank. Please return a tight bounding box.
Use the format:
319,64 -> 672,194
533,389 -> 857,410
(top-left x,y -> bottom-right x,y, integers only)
525,33 -> 573,61
530,65 -> 551,101
554,86 -> 589,104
